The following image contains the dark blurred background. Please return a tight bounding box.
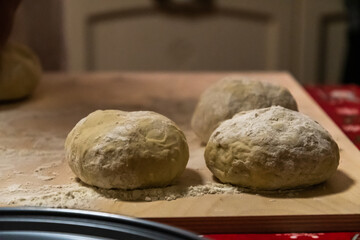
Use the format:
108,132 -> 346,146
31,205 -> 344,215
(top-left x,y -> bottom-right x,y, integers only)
8,0 -> 359,85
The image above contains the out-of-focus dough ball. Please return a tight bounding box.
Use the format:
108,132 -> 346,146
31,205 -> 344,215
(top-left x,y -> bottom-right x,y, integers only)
65,110 -> 189,190
0,42 -> 41,101
205,106 -> 339,190
191,77 -> 298,143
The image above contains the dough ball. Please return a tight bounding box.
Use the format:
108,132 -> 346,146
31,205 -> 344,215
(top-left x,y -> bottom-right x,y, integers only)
191,77 -> 298,143
0,42 -> 42,101
65,110 -> 189,189
205,106 -> 339,190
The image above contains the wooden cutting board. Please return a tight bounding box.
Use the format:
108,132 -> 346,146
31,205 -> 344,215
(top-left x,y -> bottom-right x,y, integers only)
1,72 -> 359,234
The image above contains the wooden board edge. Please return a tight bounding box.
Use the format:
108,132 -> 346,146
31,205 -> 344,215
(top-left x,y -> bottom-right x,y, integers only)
144,214 -> 360,235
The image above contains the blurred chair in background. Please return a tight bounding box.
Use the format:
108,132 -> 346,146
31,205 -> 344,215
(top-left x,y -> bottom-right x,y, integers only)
10,0 -> 349,85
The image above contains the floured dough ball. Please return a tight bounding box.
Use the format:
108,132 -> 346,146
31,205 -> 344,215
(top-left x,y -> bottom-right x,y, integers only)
205,106 -> 339,190
65,110 -> 189,189
191,77 -> 298,143
0,42 -> 42,101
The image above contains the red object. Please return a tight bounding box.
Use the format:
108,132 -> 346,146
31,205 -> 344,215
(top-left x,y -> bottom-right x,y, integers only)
305,84 -> 360,150
205,232 -> 360,240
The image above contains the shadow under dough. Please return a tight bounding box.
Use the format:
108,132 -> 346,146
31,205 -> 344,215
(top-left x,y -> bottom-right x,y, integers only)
289,169 -> 355,199
211,169 -> 354,199
75,168 -> 205,202
176,168 -> 205,186
0,96 -> 31,110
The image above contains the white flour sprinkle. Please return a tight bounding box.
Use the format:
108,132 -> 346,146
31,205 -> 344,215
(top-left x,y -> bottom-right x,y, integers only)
0,181 -> 243,209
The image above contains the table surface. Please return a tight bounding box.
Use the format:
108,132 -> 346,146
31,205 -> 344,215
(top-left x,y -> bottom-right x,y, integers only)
0,72 -> 360,234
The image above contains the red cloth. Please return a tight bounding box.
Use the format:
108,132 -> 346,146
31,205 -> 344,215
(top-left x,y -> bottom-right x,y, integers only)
205,232 -> 360,240
305,84 -> 360,149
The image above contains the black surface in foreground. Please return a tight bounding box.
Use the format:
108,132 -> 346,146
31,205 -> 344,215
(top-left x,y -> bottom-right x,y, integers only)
0,207 -> 205,240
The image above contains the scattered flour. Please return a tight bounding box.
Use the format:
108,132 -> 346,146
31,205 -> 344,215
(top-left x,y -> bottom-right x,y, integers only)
34,162 -> 61,172
0,181 -> 243,209
33,163 -> 60,182
7,184 -> 24,192
2,183 -> 100,209
36,175 -> 56,181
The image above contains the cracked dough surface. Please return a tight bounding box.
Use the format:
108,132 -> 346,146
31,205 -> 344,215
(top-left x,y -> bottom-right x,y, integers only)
205,106 -> 340,190
65,110 -> 189,190
191,77 -> 298,143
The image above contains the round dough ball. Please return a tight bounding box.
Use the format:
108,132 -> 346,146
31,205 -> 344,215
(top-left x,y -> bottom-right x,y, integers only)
65,110 -> 189,189
0,42 -> 42,101
205,106 -> 339,190
191,77 -> 298,143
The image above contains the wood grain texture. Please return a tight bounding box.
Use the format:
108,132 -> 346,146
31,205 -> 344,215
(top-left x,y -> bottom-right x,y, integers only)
0,72 -> 359,234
